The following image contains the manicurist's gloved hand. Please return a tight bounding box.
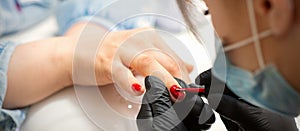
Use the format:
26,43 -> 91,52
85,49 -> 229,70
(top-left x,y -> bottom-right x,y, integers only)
196,69 -> 298,131
136,76 -> 215,131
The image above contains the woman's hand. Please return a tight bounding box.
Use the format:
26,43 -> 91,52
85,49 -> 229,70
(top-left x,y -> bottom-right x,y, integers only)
66,23 -> 193,101
4,0 -> 192,109
56,0 -> 193,101
5,16 -> 192,109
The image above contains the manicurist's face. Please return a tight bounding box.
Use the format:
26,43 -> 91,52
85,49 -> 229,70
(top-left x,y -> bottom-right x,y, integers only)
202,0 -> 300,92
203,0 -> 254,45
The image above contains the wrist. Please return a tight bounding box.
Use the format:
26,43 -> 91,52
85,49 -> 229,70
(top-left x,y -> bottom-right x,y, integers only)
55,36 -> 75,87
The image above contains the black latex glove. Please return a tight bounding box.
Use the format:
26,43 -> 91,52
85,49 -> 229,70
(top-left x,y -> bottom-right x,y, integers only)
196,69 -> 298,131
136,76 -> 215,131
173,78 -> 215,131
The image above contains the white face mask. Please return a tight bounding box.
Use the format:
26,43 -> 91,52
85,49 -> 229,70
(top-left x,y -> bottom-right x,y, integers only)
212,0 -> 300,117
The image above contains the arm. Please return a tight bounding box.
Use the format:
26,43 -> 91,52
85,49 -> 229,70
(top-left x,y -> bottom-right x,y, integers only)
3,21 -> 189,109
5,36 -> 74,109
3,22 -> 188,109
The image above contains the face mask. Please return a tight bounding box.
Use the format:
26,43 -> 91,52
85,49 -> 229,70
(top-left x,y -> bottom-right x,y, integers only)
212,0 -> 300,117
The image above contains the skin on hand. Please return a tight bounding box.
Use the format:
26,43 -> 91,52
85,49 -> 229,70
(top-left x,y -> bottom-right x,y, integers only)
66,22 -> 193,101
5,37 -> 74,108
4,21 -> 193,109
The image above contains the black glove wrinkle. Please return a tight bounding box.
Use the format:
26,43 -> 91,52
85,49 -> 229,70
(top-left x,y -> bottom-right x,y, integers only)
196,69 -> 298,131
174,77 -> 215,131
137,76 -> 187,131
137,76 -> 216,131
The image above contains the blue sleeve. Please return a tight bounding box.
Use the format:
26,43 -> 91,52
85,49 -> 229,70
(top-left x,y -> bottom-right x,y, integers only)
0,0 -> 56,36
0,41 -> 27,131
55,0 -> 156,35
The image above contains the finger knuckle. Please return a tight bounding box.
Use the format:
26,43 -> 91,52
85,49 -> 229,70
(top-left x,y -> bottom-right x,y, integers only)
166,61 -> 180,75
102,64 -> 112,80
134,55 -> 156,68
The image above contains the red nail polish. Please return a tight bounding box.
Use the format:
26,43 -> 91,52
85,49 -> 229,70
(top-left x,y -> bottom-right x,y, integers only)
132,83 -> 141,92
170,85 -> 184,100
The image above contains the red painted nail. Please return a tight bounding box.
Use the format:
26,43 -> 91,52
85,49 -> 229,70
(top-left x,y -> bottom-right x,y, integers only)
170,85 -> 184,100
132,83 -> 141,92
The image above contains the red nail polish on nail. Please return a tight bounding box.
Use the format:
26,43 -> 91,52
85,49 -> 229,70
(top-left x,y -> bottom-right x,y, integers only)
170,85 -> 184,100
132,83 -> 141,92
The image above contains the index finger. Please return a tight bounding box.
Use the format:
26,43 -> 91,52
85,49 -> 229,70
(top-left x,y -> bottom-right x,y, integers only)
129,54 -> 185,101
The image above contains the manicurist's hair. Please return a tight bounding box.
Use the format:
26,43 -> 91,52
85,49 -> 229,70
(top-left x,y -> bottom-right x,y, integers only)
176,0 -> 209,44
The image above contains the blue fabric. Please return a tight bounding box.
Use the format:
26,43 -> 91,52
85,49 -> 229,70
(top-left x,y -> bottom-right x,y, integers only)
0,0 -> 55,129
0,0 -> 55,36
0,41 -> 27,131
213,45 -> 300,117
55,0 -> 157,34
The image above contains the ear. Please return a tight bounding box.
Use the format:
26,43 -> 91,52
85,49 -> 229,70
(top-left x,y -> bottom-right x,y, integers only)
256,0 -> 295,35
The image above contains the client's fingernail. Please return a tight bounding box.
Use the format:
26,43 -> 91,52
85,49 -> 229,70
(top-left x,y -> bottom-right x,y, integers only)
132,83 -> 141,92
170,85 -> 185,100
